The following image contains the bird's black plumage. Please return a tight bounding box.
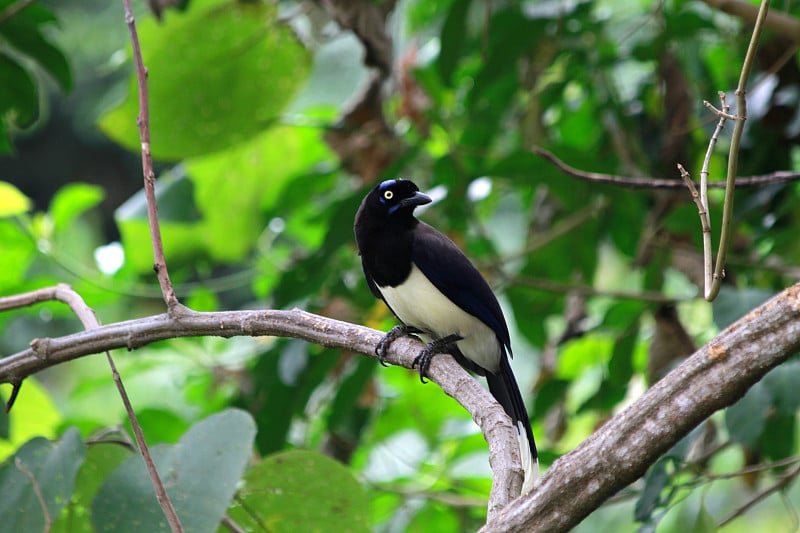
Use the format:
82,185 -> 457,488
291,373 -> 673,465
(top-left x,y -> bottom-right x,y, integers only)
354,178 -> 538,492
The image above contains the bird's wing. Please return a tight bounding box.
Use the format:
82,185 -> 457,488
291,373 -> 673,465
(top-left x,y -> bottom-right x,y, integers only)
411,222 -> 512,352
360,257 -> 384,300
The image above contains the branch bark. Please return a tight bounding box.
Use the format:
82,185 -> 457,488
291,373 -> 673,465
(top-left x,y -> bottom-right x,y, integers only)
2,283 -> 799,529
0,307 -> 522,519
481,282 -> 800,532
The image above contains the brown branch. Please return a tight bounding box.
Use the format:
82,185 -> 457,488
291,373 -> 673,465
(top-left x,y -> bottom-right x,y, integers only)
531,146 -> 800,189
121,0 -> 179,310
480,281 -> 800,532
0,307 -> 522,518
701,0 -> 800,42
3,281 -> 800,529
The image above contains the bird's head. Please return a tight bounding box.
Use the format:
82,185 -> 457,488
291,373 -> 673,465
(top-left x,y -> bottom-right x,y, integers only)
367,179 -> 432,217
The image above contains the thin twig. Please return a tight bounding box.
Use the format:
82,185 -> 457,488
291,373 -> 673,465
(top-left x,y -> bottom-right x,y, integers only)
531,146 -> 800,189
706,0 -> 770,301
508,274 -> 684,304
121,0 -> 179,310
15,457 -> 52,532
0,283 -> 185,533
717,461 -> 800,527
677,164 -> 713,298
696,91 -> 731,298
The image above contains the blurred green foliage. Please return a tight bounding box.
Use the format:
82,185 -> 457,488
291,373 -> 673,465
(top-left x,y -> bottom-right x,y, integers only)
0,0 -> 799,531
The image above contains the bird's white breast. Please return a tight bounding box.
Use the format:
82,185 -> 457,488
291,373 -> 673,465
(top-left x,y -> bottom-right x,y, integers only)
378,265 -> 501,372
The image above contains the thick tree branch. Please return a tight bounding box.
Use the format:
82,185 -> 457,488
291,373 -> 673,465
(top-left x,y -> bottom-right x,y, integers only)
0,307 -> 522,518
481,282 -> 800,532
2,282 -> 800,528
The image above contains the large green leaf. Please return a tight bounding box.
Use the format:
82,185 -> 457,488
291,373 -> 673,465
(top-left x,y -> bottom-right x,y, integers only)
99,0 -> 310,160
91,409 -> 256,533
185,125 -> 330,262
226,449 -> 370,533
0,428 -> 86,532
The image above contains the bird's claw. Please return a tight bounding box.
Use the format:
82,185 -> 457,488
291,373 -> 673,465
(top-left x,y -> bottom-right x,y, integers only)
375,325 -> 414,366
412,349 -> 433,383
411,333 -> 462,384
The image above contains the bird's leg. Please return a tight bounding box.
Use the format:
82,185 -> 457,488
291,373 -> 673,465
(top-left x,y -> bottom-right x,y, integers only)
376,324 -> 422,366
412,333 -> 463,383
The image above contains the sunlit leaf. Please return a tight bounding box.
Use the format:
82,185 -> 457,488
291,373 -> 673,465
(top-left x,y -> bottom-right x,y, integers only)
0,181 -> 32,217
99,0 -> 310,160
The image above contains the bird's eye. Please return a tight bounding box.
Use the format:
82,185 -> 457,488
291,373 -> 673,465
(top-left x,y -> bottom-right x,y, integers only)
383,190 -> 394,200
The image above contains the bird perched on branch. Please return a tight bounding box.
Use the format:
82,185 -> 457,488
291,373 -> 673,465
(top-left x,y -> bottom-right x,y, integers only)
354,178 -> 538,492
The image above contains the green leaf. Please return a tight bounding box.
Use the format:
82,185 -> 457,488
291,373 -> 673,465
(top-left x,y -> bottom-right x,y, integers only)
634,457 -> 671,523
99,0 -> 310,160
185,125 -> 329,262
691,504 -> 718,533
0,181 -> 32,216
437,0 -> 471,87
226,450 -> 370,533
0,54 -> 38,128
240,341 -> 337,455
53,442 -> 132,533
0,428 -> 86,533
49,183 -> 104,231
91,409 -> 256,533
712,287 -> 773,330
725,381 -> 770,448
0,16 -> 72,91
761,359 -> 800,416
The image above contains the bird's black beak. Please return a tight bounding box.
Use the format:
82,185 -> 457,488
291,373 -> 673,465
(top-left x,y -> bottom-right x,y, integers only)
399,191 -> 432,209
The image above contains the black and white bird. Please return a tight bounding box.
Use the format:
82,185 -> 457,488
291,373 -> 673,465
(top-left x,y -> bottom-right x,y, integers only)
354,178 -> 538,492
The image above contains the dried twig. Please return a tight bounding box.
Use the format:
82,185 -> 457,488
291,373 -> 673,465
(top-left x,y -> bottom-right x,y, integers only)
706,0 -> 770,301
121,0 -> 179,310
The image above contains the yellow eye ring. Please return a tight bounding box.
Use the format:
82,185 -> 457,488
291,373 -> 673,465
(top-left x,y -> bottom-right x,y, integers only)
383,190 -> 393,200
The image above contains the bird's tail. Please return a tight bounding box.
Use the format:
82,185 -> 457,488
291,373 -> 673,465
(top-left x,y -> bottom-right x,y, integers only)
485,356 -> 539,493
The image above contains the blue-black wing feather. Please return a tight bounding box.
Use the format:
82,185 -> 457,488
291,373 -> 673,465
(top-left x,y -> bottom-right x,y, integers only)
410,222 -> 512,354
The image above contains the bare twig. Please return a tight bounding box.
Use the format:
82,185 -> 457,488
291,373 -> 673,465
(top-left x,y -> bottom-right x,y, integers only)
121,0 -> 179,310
717,461 -> 800,527
507,274 -> 684,304
531,146 -> 800,189
15,457 -> 52,532
0,283 -> 185,533
695,91 -> 731,298
677,163 -> 713,298
706,0 -> 770,301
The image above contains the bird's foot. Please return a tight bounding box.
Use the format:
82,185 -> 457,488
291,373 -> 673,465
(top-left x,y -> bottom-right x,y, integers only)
412,333 -> 462,383
376,325 -> 419,366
